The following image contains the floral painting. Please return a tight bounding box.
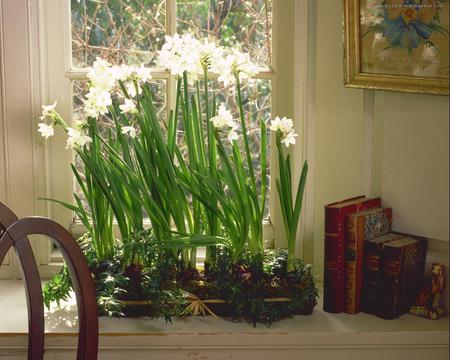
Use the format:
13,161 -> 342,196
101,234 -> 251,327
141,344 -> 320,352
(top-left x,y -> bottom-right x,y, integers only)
344,0 -> 449,95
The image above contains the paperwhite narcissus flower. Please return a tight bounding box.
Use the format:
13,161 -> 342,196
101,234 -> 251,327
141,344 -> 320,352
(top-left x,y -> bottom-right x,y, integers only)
158,34 -> 258,86
227,125 -> 239,142
270,117 -> 294,135
281,131 -> 298,147
158,34 -> 197,77
121,126 -> 137,139
216,48 -> 260,86
126,82 -> 142,98
37,123 -> 54,139
84,87 -> 112,118
40,101 -> 58,120
133,64 -> 152,83
211,105 -> 240,142
110,64 -> 134,81
66,127 -> 92,149
87,57 -> 116,91
199,39 -> 225,73
270,117 -> 298,148
210,105 -> 235,129
119,99 -> 137,114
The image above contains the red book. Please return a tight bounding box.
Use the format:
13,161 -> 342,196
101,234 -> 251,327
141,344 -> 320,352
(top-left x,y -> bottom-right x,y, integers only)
323,196 -> 381,313
362,233 -> 405,315
378,235 -> 427,319
345,207 -> 392,314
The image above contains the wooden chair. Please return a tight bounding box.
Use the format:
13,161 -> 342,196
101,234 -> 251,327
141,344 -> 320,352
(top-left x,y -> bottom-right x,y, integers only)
0,202 -> 98,360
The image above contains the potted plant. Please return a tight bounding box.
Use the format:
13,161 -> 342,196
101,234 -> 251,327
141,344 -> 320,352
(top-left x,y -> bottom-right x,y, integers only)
38,34 -> 317,325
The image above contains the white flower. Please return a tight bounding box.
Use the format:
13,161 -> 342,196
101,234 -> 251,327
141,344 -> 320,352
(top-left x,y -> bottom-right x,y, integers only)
216,48 -> 260,86
66,127 -> 92,148
199,39 -> 224,73
125,82 -> 142,98
87,57 -> 116,91
119,99 -> 137,114
110,64 -> 134,81
84,87 -> 112,118
211,105 -> 235,129
281,131 -> 298,148
158,34 -> 204,79
40,101 -> 57,120
37,123 -> 54,139
270,117 -> 298,148
157,34 -> 258,86
211,105 -> 240,142
133,64 -> 152,83
121,126 -> 137,139
227,125 -> 239,142
270,117 -> 294,135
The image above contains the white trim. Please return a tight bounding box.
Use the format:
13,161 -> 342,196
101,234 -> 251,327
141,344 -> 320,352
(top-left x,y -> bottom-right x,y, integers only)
293,0 -> 315,264
270,0 -> 296,248
0,0 -> 49,276
0,1 -> 10,209
362,90 -> 375,198
0,0 -> 10,268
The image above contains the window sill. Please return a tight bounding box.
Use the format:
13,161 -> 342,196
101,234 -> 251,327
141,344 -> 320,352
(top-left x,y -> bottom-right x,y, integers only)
0,280 -> 448,359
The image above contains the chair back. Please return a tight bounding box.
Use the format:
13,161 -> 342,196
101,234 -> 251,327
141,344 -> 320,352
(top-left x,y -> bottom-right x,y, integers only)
0,202 -> 98,360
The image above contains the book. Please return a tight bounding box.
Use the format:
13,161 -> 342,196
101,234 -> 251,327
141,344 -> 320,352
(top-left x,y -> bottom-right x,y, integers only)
377,235 -> 427,319
323,196 -> 381,313
345,207 -> 392,314
362,233 -> 405,315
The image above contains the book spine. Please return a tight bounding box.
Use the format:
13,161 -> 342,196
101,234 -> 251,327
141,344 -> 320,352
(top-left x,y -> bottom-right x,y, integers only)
378,246 -> 405,319
323,207 -> 345,313
399,239 -> 428,315
344,215 -> 364,314
362,241 -> 384,314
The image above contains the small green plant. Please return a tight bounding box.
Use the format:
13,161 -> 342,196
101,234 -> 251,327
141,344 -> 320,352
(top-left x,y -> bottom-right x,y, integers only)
271,118 -> 308,272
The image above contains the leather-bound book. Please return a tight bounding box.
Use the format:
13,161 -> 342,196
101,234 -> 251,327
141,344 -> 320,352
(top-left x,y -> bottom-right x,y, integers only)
377,235 -> 427,319
345,207 -> 392,314
323,196 -> 381,313
362,233 -> 405,315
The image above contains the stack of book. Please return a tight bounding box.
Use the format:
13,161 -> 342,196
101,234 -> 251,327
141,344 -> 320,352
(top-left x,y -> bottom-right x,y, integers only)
323,196 -> 427,319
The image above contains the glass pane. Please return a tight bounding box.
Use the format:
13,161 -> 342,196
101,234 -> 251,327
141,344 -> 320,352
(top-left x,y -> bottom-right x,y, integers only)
71,0 -> 166,68
177,0 -> 272,67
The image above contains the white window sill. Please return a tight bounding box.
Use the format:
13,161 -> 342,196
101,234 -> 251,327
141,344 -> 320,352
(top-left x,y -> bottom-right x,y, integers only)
0,280 -> 448,359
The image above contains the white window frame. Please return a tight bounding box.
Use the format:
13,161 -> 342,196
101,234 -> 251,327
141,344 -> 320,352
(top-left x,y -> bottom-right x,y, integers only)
1,0 -> 314,278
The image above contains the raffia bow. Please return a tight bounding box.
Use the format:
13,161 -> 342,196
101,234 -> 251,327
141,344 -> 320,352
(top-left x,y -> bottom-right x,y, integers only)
182,291 -> 225,318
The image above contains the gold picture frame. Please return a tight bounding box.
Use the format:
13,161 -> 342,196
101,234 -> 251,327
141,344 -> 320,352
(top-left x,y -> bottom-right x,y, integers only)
344,0 -> 449,96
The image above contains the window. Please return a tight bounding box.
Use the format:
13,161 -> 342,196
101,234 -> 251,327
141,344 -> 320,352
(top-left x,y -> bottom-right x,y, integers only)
6,0 -> 306,277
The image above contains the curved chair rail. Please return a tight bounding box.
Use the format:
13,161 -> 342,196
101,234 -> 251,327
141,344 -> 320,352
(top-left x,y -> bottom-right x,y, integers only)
0,203 -> 98,360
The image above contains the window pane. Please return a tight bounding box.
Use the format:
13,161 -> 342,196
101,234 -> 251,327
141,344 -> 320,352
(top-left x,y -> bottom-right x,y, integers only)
177,0 -> 272,68
71,0 -> 166,68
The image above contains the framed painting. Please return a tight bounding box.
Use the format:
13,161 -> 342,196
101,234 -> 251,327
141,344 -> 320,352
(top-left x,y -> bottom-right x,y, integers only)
344,0 -> 449,95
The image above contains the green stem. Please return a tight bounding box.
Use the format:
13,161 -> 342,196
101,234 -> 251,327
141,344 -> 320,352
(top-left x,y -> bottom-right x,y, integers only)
235,75 -> 256,191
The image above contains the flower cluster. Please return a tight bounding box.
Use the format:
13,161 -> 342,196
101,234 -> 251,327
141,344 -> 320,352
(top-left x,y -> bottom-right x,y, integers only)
158,33 -> 260,85
38,36 -> 301,150
37,101 -> 58,139
37,101 -> 94,149
85,58 -> 151,118
210,105 -> 239,142
270,117 -> 298,148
